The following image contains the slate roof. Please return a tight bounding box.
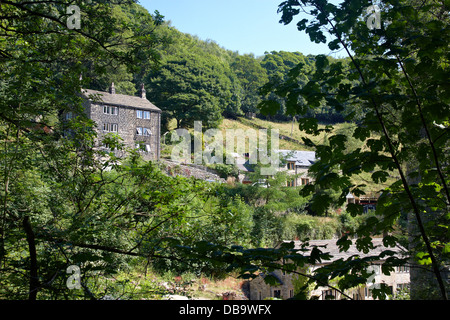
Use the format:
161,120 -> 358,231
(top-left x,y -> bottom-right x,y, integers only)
281,238 -> 407,264
278,150 -> 316,167
81,88 -> 161,113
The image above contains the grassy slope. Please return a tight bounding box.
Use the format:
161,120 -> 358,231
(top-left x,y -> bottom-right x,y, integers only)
164,116 -> 398,192
219,117 -> 398,193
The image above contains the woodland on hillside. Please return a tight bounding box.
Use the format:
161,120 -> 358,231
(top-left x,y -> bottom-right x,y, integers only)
0,0 -> 448,300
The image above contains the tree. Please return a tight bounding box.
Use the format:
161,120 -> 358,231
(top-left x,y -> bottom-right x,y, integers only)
267,0 -> 449,299
230,54 -> 269,115
0,0 -> 168,300
260,51 -> 313,120
146,31 -> 239,129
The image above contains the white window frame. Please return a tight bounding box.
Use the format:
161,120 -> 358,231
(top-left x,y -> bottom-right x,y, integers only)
143,111 -> 151,119
103,106 -> 118,115
103,123 -> 118,132
143,128 -> 152,136
136,127 -> 143,135
136,110 -> 143,119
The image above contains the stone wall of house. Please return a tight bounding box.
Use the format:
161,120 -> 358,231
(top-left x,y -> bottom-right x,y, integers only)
248,270 -> 296,300
88,102 -> 160,161
279,166 -> 315,187
248,265 -> 410,300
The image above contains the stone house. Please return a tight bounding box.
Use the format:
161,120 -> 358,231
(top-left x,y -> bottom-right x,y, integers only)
346,192 -> 380,213
248,238 -> 410,300
68,83 -> 161,161
278,150 -> 316,187
231,149 -> 316,186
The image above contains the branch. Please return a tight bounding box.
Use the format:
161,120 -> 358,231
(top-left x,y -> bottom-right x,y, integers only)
395,55 -> 450,205
1,0 -> 125,62
310,0 -> 448,300
22,216 -> 39,300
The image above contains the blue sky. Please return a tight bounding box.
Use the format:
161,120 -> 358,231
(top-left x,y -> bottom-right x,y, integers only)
139,0 -> 333,57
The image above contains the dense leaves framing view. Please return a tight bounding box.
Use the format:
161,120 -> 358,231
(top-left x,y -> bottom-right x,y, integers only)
0,0 -> 448,302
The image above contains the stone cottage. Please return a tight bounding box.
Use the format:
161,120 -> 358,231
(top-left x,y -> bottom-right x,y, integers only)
278,150 -> 316,187
73,83 -> 161,161
233,149 -> 317,186
248,238 -> 410,300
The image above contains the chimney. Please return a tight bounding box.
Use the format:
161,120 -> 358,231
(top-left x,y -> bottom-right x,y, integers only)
109,82 -> 115,94
140,83 -> 146,99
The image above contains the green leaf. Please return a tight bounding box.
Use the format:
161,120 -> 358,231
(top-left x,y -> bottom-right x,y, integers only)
416,252 -> 432,265
372,171 -> 389,183
347,203 -> 364,217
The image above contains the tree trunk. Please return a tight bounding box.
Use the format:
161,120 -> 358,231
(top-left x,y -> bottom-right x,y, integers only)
22,216 -> 39,300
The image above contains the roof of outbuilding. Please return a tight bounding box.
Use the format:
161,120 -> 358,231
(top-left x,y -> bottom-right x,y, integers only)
278,150 -> 316,167
81,88 -> 161,112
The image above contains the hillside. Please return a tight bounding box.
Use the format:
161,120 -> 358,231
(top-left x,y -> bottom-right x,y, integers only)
162,116 -> 398,194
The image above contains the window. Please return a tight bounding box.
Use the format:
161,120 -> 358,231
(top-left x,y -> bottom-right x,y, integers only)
136,110 -> 143,119
365,287 -> 372,298
136,127 -> 143,135
397,265 -> 410,273
103,123 -> 118,132
103,106 -> 118,115
322,289 -> 337,300
301,178 -> 310,185
135,143 -> 151,154
273,290 -> 281,298
143,128 -> 152,136
143,111 -> 151,119
65,112 -> 73,120
287,162 -> 295,170
287,180 -> 295,187
289,290 -> 294,298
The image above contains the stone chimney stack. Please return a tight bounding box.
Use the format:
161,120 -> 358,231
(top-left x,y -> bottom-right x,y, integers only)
140,83 -> 146,99
109,82 -> 115,94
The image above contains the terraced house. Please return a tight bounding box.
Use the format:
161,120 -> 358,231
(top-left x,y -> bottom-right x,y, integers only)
73,83 -> 161,161
248,238 -> 410,300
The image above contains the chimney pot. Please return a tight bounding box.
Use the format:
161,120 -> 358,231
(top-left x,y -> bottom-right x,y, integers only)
140,83 -> 146,99
109,82 -> 115,94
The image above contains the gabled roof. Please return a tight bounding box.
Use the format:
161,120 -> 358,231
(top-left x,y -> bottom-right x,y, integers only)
278,150 -> 316,167
81,88 -> 161,113
256,272 -> 284,285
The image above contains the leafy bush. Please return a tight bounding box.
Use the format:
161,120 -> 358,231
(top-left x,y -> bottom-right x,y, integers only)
281,213 -> 341,241
210,163 -> 239,179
